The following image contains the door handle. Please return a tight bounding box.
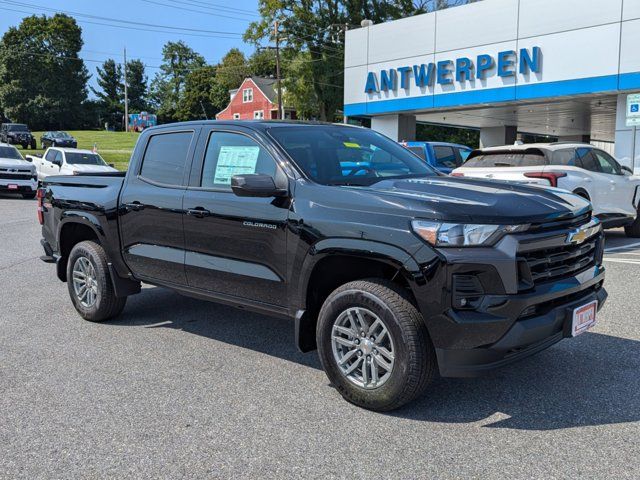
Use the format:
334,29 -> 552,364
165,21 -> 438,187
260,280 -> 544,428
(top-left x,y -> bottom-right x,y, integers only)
187,207 -> 211,218
124,202 -> 145,212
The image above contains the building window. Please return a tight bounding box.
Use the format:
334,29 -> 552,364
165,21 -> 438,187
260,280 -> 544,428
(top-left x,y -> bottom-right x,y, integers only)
233,113 -> 240,119
242,88 -> 253,103
253,110 -> 264,119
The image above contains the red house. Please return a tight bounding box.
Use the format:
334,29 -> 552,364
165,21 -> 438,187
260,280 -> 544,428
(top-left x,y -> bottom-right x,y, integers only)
216,76 -> 296,121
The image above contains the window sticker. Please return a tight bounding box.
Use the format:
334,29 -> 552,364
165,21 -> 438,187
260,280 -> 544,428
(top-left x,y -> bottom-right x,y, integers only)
213,145 -> 260,184
343,142 -> 361,149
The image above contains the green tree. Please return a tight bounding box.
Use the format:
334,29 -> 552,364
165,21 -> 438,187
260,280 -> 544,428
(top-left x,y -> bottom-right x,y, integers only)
150,41 -> 205,123
178,65 -> 217,121
0,14 -> 89,129
248,48 -> 277,78
282,51 -> 319,119
210,48 -> 250,111
126,59 -> 148,113
244,1 -> 426,121
92,58 -> 123,129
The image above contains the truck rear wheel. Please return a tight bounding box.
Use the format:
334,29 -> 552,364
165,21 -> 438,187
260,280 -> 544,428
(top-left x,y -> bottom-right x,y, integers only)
67,241 -> 126,322
316,279 -> 435,411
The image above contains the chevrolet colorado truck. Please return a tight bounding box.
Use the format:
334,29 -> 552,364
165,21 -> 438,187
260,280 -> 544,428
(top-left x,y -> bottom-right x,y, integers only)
38,121 -> 607,411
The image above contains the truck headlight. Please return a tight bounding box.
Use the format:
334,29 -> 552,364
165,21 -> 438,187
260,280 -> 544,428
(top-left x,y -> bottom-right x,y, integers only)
411,220 -> 529,247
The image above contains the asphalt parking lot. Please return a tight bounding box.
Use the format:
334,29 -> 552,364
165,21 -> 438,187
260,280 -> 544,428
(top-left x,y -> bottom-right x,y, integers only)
1,194 -> 639,479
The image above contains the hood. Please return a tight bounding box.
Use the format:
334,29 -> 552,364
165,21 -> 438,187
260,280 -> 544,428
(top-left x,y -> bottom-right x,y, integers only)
68,164 -> 118,173
351,176 -> 590,224
0,157 -> 35,171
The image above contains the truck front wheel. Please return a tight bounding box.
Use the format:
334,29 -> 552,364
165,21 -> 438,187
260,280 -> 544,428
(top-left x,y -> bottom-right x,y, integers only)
67,241 -> 126,322
316,279 -> 436,411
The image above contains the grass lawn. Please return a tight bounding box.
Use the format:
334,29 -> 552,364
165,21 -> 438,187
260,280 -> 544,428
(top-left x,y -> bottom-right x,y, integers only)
30,130 -> 140,171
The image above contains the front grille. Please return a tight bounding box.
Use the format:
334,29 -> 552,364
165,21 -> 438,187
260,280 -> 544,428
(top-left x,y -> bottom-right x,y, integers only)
519,235 -> 600,285
0,172 -> 34,180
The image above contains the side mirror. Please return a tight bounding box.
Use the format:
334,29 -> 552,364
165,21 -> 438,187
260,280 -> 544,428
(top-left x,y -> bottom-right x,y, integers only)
621,165 -> 633,176
109,163 -> 115,168
231,174 -> 287,198
53,159 -> 62,167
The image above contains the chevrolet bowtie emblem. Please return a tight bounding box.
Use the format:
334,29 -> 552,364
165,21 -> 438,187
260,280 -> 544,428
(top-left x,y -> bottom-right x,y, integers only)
567,228 -> 588,244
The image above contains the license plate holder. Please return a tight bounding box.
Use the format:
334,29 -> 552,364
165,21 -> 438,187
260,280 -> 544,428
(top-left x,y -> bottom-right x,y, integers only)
569,300 -> 598,337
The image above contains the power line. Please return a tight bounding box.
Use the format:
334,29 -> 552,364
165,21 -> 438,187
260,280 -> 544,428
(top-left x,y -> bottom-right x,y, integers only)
0,6 -> 243,40
139,0 -> 255,22
0,0 -> 244,36
172,0 -> 256,14
157,0 -> 259,17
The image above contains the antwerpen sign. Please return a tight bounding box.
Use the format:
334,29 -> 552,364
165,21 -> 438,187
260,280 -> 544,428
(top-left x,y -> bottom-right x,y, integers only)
364,47 -> 541,93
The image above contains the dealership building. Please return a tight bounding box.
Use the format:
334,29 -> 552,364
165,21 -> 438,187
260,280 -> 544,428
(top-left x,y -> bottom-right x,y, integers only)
343,0 -> 640,172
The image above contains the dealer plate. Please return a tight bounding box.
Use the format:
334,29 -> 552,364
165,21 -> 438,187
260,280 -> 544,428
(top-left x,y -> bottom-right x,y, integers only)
8,184 -> 18,190
571,300 -> 598,337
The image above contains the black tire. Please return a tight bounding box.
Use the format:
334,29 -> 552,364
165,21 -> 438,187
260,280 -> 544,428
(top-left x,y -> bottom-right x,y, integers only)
66,240 -> 126,322
316,279 -> 436,411
30,139 -> 36,149
21,192 -> 36,199
625,210 -> 640,238
21,143 -> 27,149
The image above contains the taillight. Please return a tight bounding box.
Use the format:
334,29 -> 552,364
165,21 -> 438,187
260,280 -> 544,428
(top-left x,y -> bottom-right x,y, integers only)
523,171 -> 567,188
36,187 -> 46,225
450,172 -> 464,177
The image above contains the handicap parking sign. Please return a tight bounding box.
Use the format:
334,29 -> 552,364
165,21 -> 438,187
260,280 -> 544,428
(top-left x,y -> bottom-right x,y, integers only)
631,104 -> 639,113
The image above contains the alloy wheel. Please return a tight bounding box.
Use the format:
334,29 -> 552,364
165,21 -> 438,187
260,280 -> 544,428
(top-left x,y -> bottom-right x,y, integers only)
331,307 -> 395,389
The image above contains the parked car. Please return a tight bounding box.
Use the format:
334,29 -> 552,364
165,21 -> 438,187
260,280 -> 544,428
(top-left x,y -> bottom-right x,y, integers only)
41,131 -> 78,149
0,142 -> 37,198
451,143 -> 640,237
38,121 -> 606,411
403,141 -> 472,174
0,123 -> 37,149
27,147 -> 117,182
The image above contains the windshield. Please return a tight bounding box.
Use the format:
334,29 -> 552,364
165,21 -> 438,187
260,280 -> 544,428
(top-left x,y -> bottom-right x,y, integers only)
0,146 -> 23,160
52,131 -> 71,138
268,125 -> 437,186
65,152 -> 107,166
7,124 -> 28,132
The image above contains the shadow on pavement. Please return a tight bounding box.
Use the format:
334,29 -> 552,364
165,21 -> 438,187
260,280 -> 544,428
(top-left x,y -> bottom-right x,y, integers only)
110,286 -> 640,431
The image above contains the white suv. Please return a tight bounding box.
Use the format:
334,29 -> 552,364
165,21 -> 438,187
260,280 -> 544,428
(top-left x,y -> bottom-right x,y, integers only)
452,143 -> 640,237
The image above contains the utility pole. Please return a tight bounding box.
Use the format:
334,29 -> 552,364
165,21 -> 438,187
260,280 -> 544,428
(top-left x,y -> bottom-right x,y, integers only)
123,47 -> 128,132
274,21 -> 283,120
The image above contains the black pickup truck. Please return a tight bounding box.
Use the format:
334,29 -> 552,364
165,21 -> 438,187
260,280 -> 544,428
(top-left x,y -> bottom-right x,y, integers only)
38,121 -> 607,411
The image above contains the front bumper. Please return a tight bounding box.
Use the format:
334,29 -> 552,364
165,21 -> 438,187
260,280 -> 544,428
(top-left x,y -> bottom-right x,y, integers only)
0,178 -> 37,192
410,222 -> 607,377
436,274 -> 606,377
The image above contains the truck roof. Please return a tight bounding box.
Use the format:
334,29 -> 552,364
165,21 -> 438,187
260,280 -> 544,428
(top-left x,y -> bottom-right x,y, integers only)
143,119 -> 363,134
48,147 -> 97,155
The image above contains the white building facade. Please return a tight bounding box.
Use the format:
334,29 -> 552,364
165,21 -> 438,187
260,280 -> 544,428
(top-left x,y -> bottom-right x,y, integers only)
343,0 -> 640,172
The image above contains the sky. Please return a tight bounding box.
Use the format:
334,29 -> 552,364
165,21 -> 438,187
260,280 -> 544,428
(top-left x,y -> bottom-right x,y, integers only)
0,0 -> 261,94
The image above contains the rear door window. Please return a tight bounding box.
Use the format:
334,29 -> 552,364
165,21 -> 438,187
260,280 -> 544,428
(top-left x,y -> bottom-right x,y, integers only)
433,146 -> 458,168
139,131 -> 194,186
576,148 -> 599,172
407,146 -> 426,160
551,149 -> 578,166
45,149 -> 57,162
464,152 -> 547,167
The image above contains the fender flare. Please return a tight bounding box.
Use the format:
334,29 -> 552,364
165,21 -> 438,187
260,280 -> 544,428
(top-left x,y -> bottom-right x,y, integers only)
55,213 -> 140,297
